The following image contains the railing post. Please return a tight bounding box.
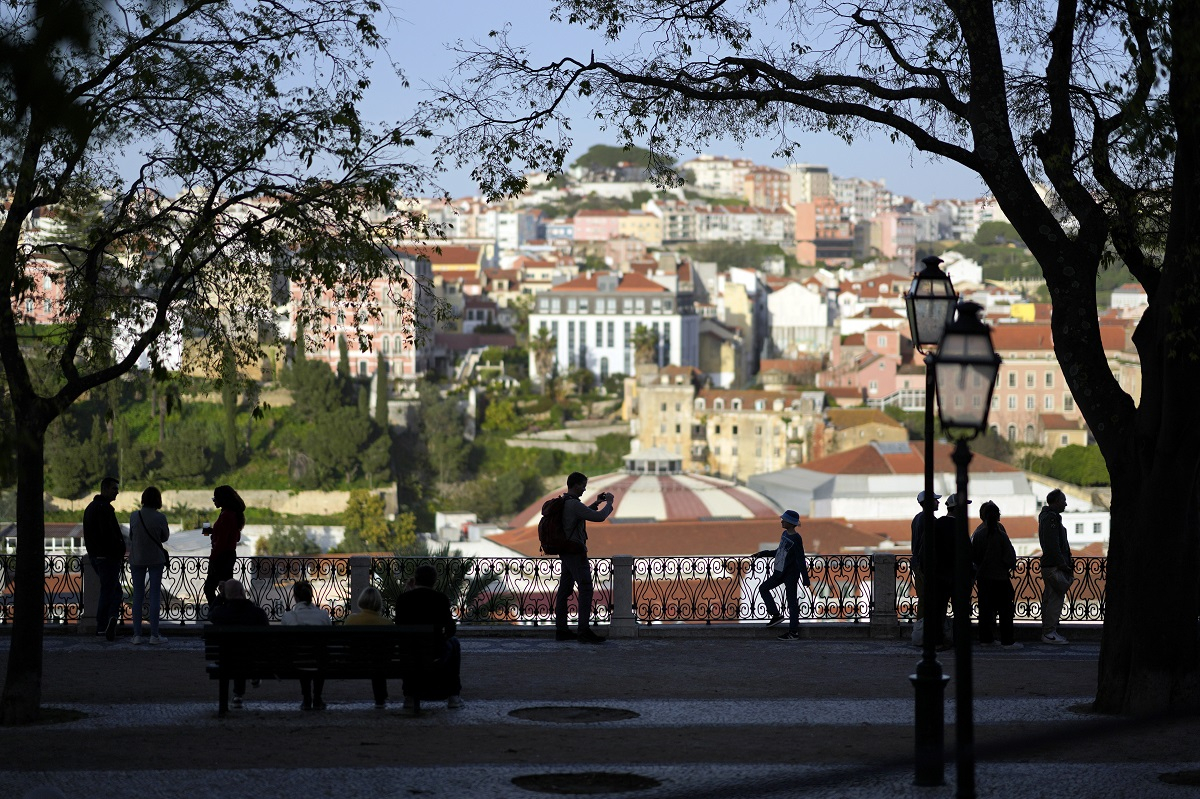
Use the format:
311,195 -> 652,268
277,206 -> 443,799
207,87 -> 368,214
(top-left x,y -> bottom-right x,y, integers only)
870,553 -> 899,638
80,556 -> 99,635
349,555 -> 371,617
609,555 -> 637,638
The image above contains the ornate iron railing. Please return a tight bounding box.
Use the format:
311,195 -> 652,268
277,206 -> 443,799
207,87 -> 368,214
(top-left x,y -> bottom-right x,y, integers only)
0,552 -> 1108,628
895,555 -> 1105,623
633,555 -> 874,623
371,556 -> 612,625
122,556 -> 354,623
0,553 -> 84,625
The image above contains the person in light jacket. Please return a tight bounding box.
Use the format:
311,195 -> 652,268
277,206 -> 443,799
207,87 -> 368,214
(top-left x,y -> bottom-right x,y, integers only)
346,586 -> 392,709
281,580 -> 332,710
755,510 -> 811,641
128,486 -> 170,645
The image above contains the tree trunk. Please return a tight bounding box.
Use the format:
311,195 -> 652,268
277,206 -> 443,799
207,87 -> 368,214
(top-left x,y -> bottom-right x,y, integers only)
1,425 -> 46,724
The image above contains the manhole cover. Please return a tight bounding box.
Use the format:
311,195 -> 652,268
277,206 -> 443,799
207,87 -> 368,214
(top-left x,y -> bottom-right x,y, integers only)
1160,770 -> 1200,786
512,772 -> 660,794
509,706 -> 640,723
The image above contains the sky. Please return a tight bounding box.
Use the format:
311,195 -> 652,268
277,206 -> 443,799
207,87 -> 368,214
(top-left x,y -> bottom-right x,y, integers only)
368,2 -> 991,203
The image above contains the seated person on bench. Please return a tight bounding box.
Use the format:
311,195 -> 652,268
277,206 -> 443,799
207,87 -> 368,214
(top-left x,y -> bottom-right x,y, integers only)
393,564 -> 462,710
281,580 -> 332,711
208,579 -> 268,709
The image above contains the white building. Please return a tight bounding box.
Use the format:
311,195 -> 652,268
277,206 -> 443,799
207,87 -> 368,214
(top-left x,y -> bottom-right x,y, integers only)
530,272 -> 699,381
679,154 -> 756,197
785,163 -> 832,204
766,281 -> 834,357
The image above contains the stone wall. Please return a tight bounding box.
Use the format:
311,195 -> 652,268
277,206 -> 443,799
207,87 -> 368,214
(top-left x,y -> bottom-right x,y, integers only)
46,487 -> 395,516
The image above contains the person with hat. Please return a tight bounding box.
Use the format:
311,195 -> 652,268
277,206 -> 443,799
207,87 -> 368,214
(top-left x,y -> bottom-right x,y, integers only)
910,489 -> 941,646
928,493 -> 970,649
754,510 -> 811,641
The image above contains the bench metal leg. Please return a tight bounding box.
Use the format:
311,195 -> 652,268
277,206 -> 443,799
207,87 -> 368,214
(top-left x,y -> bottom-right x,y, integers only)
413,697 -> 421,716
218,678 -> 229,718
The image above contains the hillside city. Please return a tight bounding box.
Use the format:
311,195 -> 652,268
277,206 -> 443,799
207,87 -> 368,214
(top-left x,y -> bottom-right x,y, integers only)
11,146 -> 1135,561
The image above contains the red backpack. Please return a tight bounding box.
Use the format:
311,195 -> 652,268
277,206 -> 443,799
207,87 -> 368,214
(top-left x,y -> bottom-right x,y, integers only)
538,494 -> 582,555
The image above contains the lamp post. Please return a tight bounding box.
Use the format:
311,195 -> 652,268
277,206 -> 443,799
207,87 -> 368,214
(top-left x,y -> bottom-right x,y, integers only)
904,255 -> 957,786
932,301 -> 1002,799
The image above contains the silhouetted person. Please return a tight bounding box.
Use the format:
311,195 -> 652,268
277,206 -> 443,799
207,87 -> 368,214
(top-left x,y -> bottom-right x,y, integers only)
910,489 -> 941,646
345,585 -> 392,709
1039,489 -> 1073,645
281,580 -> 331,710
755,509 -> 811,641
203,485 -> 245,609
208,578 -> 268,708
929,494 -> 969,649
394,564 -> 462,710
555,471 -> 614,644
972,501 -> 1020,648
83,477 -> 124,641
129,486 -> 170,645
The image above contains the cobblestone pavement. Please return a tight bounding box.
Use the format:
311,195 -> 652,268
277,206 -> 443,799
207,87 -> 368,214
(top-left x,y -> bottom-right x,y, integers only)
4,632 -> 1198,799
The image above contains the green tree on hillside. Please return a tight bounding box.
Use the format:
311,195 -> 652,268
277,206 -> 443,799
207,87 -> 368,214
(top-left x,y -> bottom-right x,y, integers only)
571,143 -> 672,174
255,524 -> 322,556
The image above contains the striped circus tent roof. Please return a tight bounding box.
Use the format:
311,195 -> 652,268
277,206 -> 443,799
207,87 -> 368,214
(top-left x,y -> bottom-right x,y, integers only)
506,472 -> 782,530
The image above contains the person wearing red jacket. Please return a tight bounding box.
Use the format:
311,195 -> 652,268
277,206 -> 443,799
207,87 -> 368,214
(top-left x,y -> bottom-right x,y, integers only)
203,484 -> 245,610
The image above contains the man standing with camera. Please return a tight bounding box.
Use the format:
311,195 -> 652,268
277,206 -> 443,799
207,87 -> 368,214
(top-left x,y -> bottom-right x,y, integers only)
555,471 -> 614,644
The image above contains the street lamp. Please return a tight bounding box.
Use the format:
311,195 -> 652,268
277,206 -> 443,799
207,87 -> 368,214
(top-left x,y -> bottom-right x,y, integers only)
932,301 -> 1002,799
904,255 -> 957,787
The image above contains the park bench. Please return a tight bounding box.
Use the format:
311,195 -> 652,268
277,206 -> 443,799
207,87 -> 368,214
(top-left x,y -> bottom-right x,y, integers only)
203,624 -> 445,717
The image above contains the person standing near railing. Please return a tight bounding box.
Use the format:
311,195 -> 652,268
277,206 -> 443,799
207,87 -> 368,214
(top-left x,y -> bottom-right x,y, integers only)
83,477 -> 125,642
754,509 -> 811,641
1038,489 -> 1073,645
203,485 -> 245,610
556,471 -> 614,644
128,486 -> 171,645
971,500 -> 1020,649
910,490 -> 941,647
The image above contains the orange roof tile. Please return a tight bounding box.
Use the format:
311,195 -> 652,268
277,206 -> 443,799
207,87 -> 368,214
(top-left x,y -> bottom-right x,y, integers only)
551,273 -> 669,293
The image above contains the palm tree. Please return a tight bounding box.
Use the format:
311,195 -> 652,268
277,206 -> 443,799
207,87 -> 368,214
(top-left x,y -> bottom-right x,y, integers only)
530,327 -> 557,394
632,324 -> 659,366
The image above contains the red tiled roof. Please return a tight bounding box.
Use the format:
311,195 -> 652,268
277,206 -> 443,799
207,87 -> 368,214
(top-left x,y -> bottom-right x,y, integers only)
990,323 -> 1126,352
801,441 -> 1018,476
1039,414 -> 1082,429
824,409 -> 904,429
551,273 -> 669,293
423,246 -> 481,265
842,334 -> 865,346
760,358 -> 823,374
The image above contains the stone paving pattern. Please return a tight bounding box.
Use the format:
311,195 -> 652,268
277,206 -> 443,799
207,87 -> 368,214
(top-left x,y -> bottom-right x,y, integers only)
3,627 -> 1199,798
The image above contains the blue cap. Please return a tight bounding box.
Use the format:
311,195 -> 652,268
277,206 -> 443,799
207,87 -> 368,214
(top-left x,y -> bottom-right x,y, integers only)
780,510 -> 800,525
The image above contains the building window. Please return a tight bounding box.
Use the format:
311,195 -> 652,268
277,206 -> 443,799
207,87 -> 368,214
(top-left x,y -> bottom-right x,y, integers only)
1045,372 -> 1054,388
358,361 -> 367,377
715,399 -> 724,409
991,395 -> 998,409
732,399 -> 742,410
755,426 -> 762,435
660,424 -> 666,434
607,321 -> 614,347
695,399 -> 705,410
1008,396 -> 1016,409
1026,373 -> 1035,388
1064,394 -> 1074,411
652,299 -> 662,314
675,424 -> 681,434
1044,395 -> 1054,410
596,321 -> 603,347
1061,434 -> 1069,445
607,299 -> 616,313
732,425 -> 739,435
755,400 -> 765,410
1025,425 -> 1036,443
1007,425 -> 1017,441
661,403 -> 667,412
1008,372 -> 1016,388
382,337 -> 389,354
1026,396 -> 1035,410
869,380 -> 878,391
1075,523 -> 1084,535
43,299 -> 51,314
600,357 -> 609,380
675,403 -> 681,412
1093,523 -> 1101,534
715,425 -> 721,434
877,335 -> 886,346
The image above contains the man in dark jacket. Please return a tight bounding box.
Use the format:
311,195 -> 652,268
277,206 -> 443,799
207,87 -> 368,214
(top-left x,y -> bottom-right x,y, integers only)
555,471 -> 614,644
83,477 -> 124,641
1038,490 -> 1073,645
395,564 -> 462,709
208,578 -> 269,707
756,510 -> 812,641
910,490 -> 941,642
927,493 -> 968,649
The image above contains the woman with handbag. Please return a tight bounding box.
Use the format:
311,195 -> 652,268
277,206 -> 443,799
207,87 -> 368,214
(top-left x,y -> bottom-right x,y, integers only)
203,484 -> 246,610
129,486 -> 171,645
